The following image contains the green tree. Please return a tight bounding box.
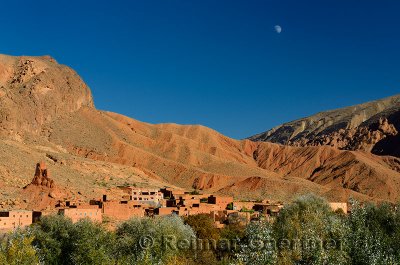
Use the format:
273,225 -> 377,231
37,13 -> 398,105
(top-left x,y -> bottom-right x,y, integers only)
32,214 -> 75,264
32,214 -> 114,264
115,214 -> 195,264
0,229 -> 39,265
347,200 -> 398,265
69,219 -> 115,264
218,221 -> 245,261
185,214 -> 220,241
273,194 -> 349,265
235,219 -> 277,265
185,213 -> 221,263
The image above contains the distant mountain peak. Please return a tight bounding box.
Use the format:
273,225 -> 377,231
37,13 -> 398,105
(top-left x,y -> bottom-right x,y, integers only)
248,94 -> 400,157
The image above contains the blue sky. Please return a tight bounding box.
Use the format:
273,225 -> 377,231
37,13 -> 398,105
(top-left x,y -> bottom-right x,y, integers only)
1,0 -> 399,139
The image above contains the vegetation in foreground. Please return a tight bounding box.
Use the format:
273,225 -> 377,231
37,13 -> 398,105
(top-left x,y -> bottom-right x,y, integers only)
1,194 -> 400,264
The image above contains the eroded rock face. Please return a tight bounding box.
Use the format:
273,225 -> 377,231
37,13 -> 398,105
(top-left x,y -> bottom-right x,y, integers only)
249,94 -> 400,158
288,118 -> 398,152
0,54 -> 94,136
31,161 -> 55,188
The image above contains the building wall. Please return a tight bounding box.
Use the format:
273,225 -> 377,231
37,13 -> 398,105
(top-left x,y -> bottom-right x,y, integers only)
119,187 -> 163,204
208,196 -> 233,208
0,210 -> 33,231
59,207 -> 102,223
233,202 -> 256,211
156,207 -> 179,216
103,201 -> 145,220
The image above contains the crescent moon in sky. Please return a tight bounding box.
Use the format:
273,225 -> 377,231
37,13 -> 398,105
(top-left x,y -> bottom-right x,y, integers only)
274,25 -> 282,34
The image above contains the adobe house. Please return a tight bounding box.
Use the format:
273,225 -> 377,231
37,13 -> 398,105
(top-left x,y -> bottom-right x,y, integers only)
232,201 -> 256,211
207,195 -> 233,209
58,205 -> 102,223
253,203 -> 283,216
160,188 -> 186,199
118,186 -> 163,205
155,207 -> 180,216
226,211 -> 254,225
102,200 -> 145,220
0,210 -> 34,231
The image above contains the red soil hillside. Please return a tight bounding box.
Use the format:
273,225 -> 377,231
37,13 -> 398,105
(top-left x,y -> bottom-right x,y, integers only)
46,107 -> 400,202
0,54 -> 400,206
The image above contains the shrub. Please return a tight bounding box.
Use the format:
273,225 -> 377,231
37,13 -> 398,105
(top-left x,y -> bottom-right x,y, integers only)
235,219 -> 277,265
0,229 -> 39,265
32,215 -> 114,264
115,214 -> 195,264
347,200 -> 399,264
273,194 -> 349,265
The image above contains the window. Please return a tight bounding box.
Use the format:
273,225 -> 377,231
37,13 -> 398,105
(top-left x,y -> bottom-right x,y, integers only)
0,212 -> 9,217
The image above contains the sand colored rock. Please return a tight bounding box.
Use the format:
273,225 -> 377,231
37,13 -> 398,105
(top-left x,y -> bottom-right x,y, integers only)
0,54 -> 93,136
249,95 -> 400,158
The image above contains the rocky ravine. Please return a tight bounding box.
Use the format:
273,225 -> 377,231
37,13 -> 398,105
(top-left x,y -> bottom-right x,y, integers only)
1,54 -> 400,210
249,94 -> 400,158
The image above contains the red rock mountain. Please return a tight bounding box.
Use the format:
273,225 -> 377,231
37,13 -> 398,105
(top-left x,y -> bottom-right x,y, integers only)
0,54 -> 399,210
0,54 -> 93,136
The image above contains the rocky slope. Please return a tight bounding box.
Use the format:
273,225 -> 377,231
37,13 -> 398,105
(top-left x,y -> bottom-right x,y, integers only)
1,54 -> 400,210
249,95 -> 400,158
0,54 -> 93,137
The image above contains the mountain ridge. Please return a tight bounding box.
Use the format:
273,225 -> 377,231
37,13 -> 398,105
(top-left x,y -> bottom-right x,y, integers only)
248,93 -> 400,158
0,54 -> 399,211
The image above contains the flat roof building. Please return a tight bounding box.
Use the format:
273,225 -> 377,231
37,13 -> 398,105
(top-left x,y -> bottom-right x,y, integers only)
58,205 -> 102,223
0,210 -> 34,231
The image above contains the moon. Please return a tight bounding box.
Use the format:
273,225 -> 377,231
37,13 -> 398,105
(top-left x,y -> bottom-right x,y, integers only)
274,25 -> 282,34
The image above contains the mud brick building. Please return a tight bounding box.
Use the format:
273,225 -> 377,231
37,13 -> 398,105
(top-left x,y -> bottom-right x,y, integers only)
0,210 -> 40,231
102,200 -> 145,220
58,205 -> 102,223
118,186 -> 163,205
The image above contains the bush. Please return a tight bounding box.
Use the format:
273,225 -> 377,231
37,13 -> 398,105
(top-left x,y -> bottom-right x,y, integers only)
235,219 -> 277,265
10,194 -> 400,264
115,214 -> 195,264
32,214 -> 75,264
32,215 -> 114,264
347,200 -> 400,264
272,194 -> 349,265
0,229 -> 39,265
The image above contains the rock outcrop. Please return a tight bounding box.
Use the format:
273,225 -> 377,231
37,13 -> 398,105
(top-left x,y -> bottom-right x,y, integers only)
249,94 -> 400,158
0,54 -> 94,136
22,161 -> 69,210
31,162 -> 55,188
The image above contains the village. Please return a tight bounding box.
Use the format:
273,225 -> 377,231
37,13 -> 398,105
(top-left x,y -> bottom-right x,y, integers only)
0,162 -> 348,232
